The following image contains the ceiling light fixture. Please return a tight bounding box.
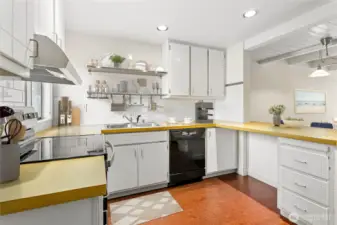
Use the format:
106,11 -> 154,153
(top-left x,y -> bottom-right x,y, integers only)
157,25 -> 168,31
243,9 -> 257,18
309,37 -> 332,78
309,65 -> 330,78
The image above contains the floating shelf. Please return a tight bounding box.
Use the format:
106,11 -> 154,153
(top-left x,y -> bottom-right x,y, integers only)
87,65 -> 167,77
86,91 -> 166,99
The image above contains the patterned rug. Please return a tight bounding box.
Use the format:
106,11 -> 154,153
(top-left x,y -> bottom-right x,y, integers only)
110,191 -> 183,225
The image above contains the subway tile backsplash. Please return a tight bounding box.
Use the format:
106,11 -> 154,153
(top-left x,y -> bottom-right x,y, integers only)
0,80 -> 26,107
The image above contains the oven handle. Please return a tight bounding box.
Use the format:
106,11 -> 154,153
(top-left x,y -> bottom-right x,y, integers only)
105,141 -> 114,167
20,150 -> 38,162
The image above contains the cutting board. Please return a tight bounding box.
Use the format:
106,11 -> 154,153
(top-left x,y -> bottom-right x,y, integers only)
71,107 -> 81,125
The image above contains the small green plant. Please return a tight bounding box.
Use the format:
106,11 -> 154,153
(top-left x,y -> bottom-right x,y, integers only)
269,105 -> 286,115
110,54 -> 125,64
284,117 -> 304,121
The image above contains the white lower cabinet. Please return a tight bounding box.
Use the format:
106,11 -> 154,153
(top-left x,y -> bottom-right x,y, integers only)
277,138 -> 334,225
108,145 -> 138,193
105,132 -> 169,195
206,128 -> 238,175
138,142 -> 169,187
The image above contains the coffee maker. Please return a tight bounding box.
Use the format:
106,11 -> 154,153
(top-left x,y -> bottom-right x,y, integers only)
195,101 -> 214,123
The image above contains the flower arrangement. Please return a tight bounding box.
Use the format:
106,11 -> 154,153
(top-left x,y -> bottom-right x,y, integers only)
268,105 -> 286,115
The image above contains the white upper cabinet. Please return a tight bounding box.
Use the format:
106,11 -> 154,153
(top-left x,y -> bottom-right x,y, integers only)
0,0 -> 13,57
54,0 -> 65,49
167,43 -> 190,96
191,46 -> 208,97
35,0 -> 65,49
34,0 -> 54,39
208,49 -> 225,97
13,0 -> 27,45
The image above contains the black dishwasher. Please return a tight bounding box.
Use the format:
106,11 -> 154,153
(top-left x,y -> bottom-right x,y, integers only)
169,128 -> 205,186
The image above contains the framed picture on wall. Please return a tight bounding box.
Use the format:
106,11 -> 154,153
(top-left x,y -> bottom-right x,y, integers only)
295,89 -> 326,114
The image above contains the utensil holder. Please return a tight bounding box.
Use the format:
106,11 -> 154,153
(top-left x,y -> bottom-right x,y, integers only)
0,144 -> 20,183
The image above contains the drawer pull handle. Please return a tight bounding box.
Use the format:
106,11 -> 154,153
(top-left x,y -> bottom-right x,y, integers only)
294,159 -> 307,164
294,204 -> 307,213
294,182 -> 307,188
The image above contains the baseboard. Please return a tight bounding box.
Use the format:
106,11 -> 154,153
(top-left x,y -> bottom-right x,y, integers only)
248,171 -> 277,188
203,169 -> 237,179
108,183 -> 168,199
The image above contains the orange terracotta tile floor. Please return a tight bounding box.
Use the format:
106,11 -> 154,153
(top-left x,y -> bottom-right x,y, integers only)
109,174 -> 292,225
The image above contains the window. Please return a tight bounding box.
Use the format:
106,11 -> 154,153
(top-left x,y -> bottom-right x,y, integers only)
31,82 -> 43,119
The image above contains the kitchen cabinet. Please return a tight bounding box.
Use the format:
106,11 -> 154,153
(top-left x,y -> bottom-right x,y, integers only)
0,0 -> 34,72
208,49 -> 225,97
164,42 -> 190,96
191,46 -> 208,96
138,142 -> 168,187
105,132 -> 169,195
35,0 -> 65,49
163,41 -> 225,99
206,128 -> 238,175
108,145 -> 138,193
206,128 -> 218,174
0,0 -> 13,57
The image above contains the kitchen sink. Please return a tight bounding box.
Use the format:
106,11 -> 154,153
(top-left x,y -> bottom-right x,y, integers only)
105,122 -> 159,129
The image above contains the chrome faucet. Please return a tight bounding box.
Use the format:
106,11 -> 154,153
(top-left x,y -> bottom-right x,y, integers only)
123,114 -> 133,123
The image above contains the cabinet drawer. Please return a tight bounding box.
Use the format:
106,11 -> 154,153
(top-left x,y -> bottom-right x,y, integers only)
280,188 -> 328,225
105,131 -> 168,146
280,145 -> 329,179
280,167 -> 329,206
279,138 -> 330,153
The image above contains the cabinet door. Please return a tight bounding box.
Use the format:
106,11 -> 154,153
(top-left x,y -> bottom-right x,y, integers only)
209,49 -> 225,97
0,0 -> 13,34
107,145 -> 138,193
138,142 -> 168,187
35,0 -> 54,40
0,0 -> 13,57
216,128 -> 238,171
54,0 -> 65,49
13,0 -> 27,45
169,43 -> 190,96
191,46 -> 208,96
206,128 -> 217,174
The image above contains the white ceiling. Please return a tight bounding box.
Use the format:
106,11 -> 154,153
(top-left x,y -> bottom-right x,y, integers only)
64,0 -> 332,48
252,17 -> 337,61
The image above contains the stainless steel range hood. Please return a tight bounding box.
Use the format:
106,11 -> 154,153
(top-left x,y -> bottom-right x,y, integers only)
0,34 -> 82,85
29,34 -> 82,85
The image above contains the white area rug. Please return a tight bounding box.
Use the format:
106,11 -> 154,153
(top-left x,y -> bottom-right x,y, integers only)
110,191 -> 183,225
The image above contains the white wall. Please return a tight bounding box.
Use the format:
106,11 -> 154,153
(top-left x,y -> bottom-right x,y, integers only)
250,61 -> 337,123
54,31 -> 196,125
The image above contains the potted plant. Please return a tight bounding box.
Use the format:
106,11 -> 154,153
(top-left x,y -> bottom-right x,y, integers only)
269,105 -> 286,126
110,54 -> 125,68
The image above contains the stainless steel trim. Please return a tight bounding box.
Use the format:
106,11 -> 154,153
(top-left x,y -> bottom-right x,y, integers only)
294,182 -> 307,188
294,159 -> 307,164
294,204 -> 307,212
225,82 -> 244,87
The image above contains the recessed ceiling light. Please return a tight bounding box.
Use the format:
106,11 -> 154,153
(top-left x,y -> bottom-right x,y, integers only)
157,25 -> 168,31
243,9 -> 258,18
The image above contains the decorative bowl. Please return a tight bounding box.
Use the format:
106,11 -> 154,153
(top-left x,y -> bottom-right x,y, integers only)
283,120 -> 306,128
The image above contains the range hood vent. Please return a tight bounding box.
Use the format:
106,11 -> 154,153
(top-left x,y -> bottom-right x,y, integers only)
30,34 -> 82,85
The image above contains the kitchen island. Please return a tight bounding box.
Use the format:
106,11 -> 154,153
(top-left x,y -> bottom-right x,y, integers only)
0,156 -> 107,225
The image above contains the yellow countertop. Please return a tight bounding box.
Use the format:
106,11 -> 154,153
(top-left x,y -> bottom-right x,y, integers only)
36,124 -> 105,138
0,156 -> 107,216
36,121 -> 337,146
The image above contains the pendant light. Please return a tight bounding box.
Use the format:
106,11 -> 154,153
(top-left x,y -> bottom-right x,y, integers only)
309,37 -> 332,78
